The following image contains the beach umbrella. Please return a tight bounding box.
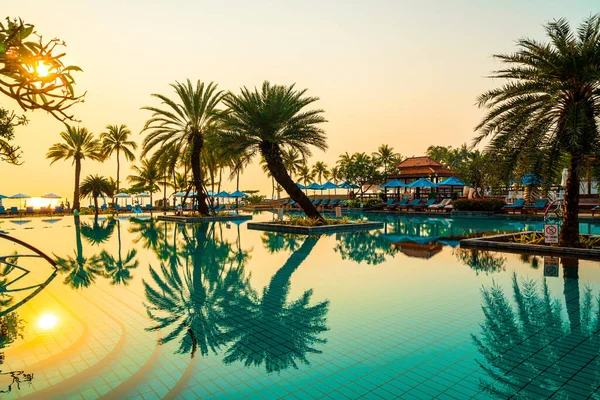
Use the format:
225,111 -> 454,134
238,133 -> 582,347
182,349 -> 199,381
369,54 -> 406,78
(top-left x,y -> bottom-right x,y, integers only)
41,193 -> 61,199
216,191 -> 231,198
296,182 -> 307,189
305,183 -> 324,199
320,181 -> 339,198
437,176 -> 467,187
137,193 -> 151,198
408,178 -> 437,188
114,192 -> 131,206
11,193 -> 30,209
10,219 -> 31,225
230,190 -> 249,198
519,174 -> 543,185
381,179 -> 407,188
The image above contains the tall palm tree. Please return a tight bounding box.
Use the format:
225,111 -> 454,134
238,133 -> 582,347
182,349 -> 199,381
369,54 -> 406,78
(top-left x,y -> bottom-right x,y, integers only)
141,79 -> 225,215
128,158 -> 161,205
259,157 -> 276,200
373,144 -> 401,176
220,82 -> 327,221
298,163 -> 315,185
312,161 -> 329,184
475,15 -> 600,247
100,124 -> 137,193
281,148 -> 303,180
79,174 -> 112,217
47,126 -> 104,211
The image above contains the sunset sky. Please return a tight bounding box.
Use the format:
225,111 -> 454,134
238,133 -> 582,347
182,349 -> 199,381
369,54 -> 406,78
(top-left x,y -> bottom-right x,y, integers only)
3,1 -> 598,202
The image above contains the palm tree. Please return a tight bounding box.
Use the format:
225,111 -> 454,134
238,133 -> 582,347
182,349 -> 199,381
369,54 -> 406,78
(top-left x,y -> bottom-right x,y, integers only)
47,126 -> 104,211
79,175 -> 112,217
373,144 -> 401,176
281,148 -> 303,180
98,220 -> 139,286
101,124 -> 137,193
298,163 -> 315,185
220,82 -> 327,221
259,157 -> 276,200
128,158 -> 161,205
223,236 -> 329,373
475,15 -> 600,247
141,79 -> 225,215
312,161 -> 329,184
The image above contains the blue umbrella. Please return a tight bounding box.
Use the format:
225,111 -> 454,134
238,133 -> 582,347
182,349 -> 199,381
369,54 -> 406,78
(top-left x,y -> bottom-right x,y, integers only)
437,176 -> 467,187
41,193 -> 62,199
10,193 -> 30,199
306,182 -> 324,190
230,190 -> 249,198
519,174 -> 543,185
0,194 -> 7,199
216,191 -> 231,198
320,181 -> 339,190
296,183 -> 307,189
173,192 -> 186,197
408,178 -> 437,188
381,179 -> 407,188
114,192 -> 131,198
136,193 -> 151,198
340,181 -> 359,189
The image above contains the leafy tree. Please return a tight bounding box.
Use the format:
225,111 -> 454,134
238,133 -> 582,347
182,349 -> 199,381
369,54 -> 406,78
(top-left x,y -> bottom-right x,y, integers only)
141,79 -> 225,215
79,174 -> 112,217
334,231 -> 397,265
281,148 -> 303,180
297,163 -> 315,185
474,15 -> 600,246
98,220 -> 138,286
0,18 -> 84,121
219,81 -> 328,222
101,124 -> 137,193
46,126 -> 104,211
312,161 -> 329,184
454,248 -> 506,275
338,152 -> 383,197
128,158 -> 161,204
0,108 -> 26,164
373,144 -> 402,177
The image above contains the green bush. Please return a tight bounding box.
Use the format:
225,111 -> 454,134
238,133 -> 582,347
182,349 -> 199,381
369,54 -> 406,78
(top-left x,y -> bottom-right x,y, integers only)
363,198 -> 380,208
247,194 -> 266,204
346,199 -> 359,208
453,199 -> 506,212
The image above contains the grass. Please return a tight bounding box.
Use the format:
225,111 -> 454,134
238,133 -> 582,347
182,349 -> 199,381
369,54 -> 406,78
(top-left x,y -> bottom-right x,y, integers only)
272,215 -> 363,226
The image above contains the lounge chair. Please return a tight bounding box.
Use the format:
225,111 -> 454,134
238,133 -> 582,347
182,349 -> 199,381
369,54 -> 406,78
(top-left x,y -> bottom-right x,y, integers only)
339,199 -> 348,207
502,199 -> 525,214
523,199 -> 549,214
114,204 -> 121,212
281,199 -> 290,206
126,204 -> 133,212
398,198 -> 422,210
54,206 -> 64,214
313,199 -> 322,206
26,207 -> 34,214
412,199 -> 436,210
375,199 -> 396,209
10,207 -> 18,215
329,199 -> 340,208
428,198 -> 451,211
0,206 -> 6,215
320,199 -> 330,207
146,204 -> 153,211
101,204 -> 108,211
593,205 -> 600,217
388,198 -> 409,210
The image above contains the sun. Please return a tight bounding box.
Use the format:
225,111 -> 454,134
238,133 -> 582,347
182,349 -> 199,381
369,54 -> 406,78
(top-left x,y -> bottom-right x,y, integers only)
35,61 -> 51,78
37,313 -> 58,330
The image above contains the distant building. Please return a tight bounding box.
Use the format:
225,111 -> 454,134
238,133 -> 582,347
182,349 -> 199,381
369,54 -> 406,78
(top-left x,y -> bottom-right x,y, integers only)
389,156 -> 457,184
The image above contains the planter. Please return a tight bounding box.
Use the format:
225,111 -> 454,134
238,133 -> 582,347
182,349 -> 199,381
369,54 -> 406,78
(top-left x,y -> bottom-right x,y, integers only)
247,221 -> 383,234
460,231 -> 600,260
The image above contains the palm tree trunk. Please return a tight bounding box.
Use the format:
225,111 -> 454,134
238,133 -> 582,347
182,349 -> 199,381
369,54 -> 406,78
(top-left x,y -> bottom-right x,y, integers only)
562,258 -> 581,335
73,157 -> 82,212
261,143 -> 324,222
190,134 -> 209,215
271,176 -> 275,200
560,154 -> 580,247
236,170 -> 240,208
116,148 -> 120,193
94,196 -> 99,217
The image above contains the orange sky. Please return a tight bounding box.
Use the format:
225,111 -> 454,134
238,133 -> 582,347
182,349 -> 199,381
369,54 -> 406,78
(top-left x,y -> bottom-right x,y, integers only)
2,1 -> 597,202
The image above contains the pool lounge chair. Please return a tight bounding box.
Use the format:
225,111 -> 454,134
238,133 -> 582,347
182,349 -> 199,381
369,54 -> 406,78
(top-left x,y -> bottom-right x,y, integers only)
146,204 -> 153,211
26,207 -> 34,214
502,199 -> 525,214
428,198 -> 451,211
339,199 -> 348,207
593,205 -> 600,217
522,199 -> 549,214
375,199 -> 396,209
398,198 -> 422,210
0,206 -> 6,215
126,204 -> 133,212
312,199 -> 322,206
329,199 -> 340,208
412,199 -> 436,210
9,207 -> 18,215
388,198 -> 409,210
54,206 -> 64,214
320,199 -> 330,207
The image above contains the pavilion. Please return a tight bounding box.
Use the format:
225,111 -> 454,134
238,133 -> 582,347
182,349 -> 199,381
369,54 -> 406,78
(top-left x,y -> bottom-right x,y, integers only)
388,156 -> 457,184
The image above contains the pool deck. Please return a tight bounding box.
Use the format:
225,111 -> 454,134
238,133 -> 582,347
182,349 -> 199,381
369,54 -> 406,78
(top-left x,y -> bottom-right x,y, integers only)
157,214 -> 253,223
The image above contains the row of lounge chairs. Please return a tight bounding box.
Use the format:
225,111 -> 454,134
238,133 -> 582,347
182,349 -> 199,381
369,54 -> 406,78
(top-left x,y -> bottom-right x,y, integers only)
282,198 -> 349,208
374,198 -> 453,212
0,206 -> 66,215
502,199 -> 549,214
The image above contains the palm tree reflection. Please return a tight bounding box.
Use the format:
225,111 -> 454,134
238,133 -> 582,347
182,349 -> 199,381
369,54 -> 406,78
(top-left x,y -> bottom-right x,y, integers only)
473,266 -> 600,397
98,220 -> 139,285
224,236 -> 329,373
55,215 -> 104,289
454,248 -> 506,275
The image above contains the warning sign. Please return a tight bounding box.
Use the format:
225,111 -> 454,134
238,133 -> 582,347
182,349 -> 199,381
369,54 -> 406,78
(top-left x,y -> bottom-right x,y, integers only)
544,224 -> 559,244
544,256 -> 559,277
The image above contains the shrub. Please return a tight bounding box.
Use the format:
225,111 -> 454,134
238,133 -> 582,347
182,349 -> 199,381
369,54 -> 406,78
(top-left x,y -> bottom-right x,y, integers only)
275,215 -> 361,226
363,198 -> 380,208
247,194 -> 266,204
346,199 -> 359,208
453,198 -> 506,212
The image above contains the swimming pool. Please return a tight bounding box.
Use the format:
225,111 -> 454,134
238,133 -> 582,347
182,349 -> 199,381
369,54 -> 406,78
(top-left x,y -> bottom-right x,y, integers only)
1,213 -> 600,398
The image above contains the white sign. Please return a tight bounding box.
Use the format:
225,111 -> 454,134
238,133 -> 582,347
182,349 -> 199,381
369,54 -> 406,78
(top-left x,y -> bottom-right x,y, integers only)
544,224 -> 559,244
544,256 -> 559,277
335,206 -> 342,218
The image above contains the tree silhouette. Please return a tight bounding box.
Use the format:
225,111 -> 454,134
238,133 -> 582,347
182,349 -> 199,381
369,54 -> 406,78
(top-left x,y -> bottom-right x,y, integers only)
98,220 -> 139,286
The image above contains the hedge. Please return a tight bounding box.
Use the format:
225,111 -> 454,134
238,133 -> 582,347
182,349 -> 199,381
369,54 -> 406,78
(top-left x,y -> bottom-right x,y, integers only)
453,199 -> 506,212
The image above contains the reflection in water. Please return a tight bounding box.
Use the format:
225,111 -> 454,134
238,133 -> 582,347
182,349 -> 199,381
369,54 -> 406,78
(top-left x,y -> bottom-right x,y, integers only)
225,236 -> 329,373
335,232 -> 398,265
474,262 -> 600,398
142,223 -> 329,373
454,248 -> 506,275
98,220 -> 139,286
0,313 -> 33,393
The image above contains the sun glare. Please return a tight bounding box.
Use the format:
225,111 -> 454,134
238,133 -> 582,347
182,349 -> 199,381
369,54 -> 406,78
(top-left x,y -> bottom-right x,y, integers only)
35,61 -> 51,78
37,313 -> 58,330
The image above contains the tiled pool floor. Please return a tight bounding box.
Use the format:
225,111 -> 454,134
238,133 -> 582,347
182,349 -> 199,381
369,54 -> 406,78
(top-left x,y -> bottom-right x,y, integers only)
0,214 -> 600,398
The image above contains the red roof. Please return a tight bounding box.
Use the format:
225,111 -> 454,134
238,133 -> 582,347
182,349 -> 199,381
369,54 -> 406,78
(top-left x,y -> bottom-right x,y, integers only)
397,156 -> 443,168
390,156 -> 458,180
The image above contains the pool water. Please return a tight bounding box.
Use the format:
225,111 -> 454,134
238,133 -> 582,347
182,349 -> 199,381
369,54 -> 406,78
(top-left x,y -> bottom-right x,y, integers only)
1,213 -> 600,399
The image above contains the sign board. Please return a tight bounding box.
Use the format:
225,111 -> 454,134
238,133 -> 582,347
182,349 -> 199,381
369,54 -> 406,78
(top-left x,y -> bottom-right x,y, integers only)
544,256 -> 559,277
544,224 -> 559,244
278,208 -> 284,221
335,206 -> 342,218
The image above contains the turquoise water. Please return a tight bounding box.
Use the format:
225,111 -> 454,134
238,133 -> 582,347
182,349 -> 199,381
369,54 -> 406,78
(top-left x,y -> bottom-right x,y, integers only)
1,213 -> 600,399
